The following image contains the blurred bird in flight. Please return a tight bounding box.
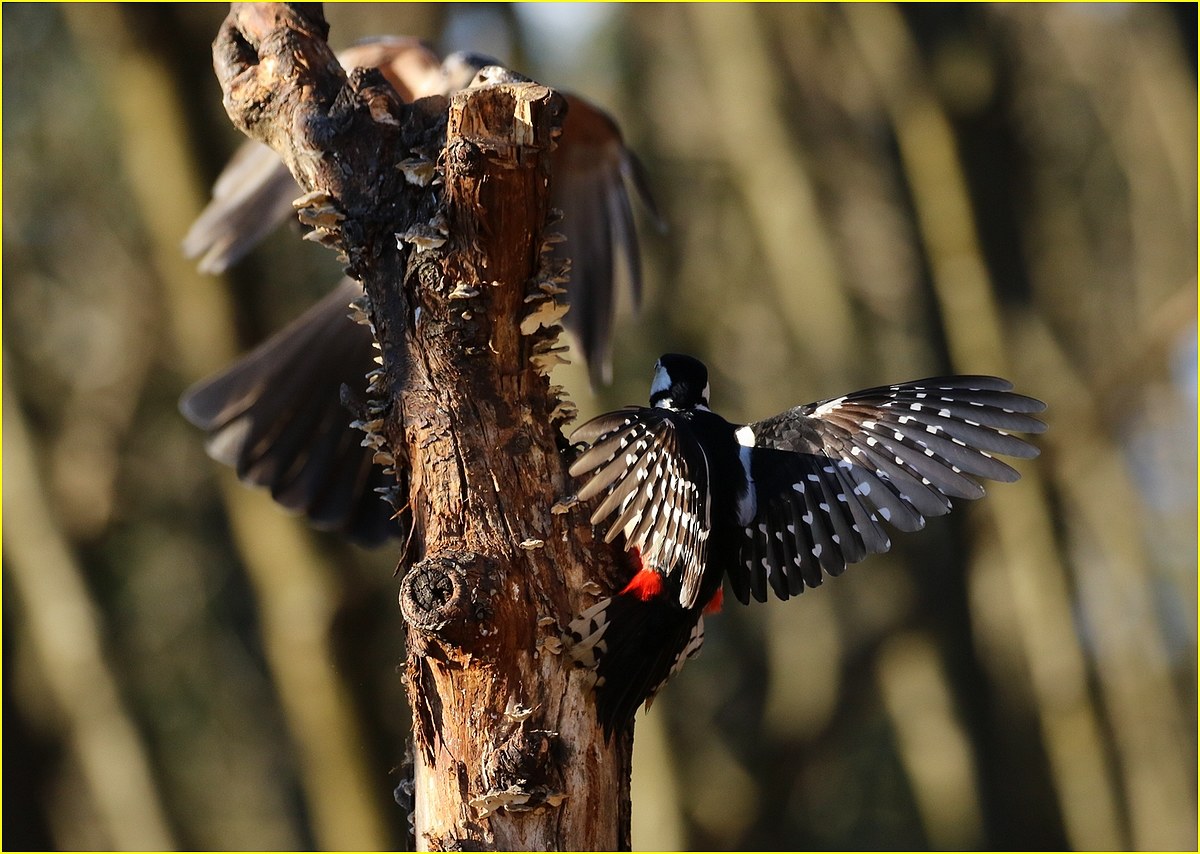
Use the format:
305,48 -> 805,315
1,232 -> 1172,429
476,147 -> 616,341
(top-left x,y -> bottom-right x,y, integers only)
181,36 -> 660,544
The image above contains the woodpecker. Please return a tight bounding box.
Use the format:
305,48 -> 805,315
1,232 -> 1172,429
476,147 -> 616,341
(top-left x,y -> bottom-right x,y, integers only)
565,353 -> 1046,737
180,39 -> 659,543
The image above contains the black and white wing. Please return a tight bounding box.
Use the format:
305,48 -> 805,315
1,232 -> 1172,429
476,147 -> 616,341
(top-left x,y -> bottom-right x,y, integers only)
729,376 -> 1045,604
568,408 -> 711,608
179,278 -> 402,546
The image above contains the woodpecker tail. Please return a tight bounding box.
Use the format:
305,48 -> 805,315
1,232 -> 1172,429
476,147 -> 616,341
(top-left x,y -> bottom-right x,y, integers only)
565,583 -> 705,740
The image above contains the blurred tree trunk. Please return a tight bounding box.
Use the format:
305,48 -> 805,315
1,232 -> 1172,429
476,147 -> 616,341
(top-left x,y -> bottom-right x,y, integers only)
210,4 -> 631,849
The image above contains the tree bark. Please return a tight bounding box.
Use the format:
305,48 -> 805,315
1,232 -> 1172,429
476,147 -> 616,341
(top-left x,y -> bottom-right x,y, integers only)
212,4 -> 632,850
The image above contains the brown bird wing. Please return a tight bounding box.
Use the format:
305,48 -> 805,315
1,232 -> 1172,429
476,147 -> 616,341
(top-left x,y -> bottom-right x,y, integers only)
180,278 -> 401,546
553,92 -> 661,385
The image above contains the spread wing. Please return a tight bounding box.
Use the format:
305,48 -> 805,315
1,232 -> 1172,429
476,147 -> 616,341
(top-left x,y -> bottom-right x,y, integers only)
553,93 -> 662,385
728,376 -> 1046,603
568,408 -> 711,608
179,278 -> 402,546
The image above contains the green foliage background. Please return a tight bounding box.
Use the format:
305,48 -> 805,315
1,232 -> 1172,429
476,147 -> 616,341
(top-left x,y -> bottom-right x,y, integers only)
4,4 -> 1195,850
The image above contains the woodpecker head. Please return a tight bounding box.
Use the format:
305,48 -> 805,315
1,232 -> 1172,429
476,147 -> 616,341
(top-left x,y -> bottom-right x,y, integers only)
650,353 -> 710,411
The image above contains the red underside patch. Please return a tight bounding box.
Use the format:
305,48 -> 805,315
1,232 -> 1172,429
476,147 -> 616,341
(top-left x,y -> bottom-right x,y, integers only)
704,587 -> 724,614
621,568 -> 665,601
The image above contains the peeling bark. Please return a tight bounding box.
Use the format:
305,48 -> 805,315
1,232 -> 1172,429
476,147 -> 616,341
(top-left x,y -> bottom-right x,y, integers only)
212,4 -> 632,850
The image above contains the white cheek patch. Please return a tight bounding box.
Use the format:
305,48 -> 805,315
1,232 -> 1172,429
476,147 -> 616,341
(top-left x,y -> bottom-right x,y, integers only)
650,364 -> 671,398
735,425 -> 756,447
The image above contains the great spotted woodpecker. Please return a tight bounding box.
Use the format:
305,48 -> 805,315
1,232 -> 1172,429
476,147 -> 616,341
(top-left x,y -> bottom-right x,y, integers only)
565,353 -> 1046,737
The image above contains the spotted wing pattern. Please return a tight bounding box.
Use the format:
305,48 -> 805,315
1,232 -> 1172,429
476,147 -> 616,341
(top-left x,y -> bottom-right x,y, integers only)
568,408 -> 711,608
729,376 -> 1046,603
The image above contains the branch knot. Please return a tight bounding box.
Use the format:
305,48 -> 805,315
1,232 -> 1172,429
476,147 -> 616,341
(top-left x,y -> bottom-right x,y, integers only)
400,551 -> 495,643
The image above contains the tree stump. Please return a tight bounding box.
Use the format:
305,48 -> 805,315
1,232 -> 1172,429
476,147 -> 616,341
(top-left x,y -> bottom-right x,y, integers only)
212,4 -> 633,850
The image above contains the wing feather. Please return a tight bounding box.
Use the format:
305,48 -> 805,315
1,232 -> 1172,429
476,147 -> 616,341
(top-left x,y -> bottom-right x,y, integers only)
553,93 -> 660,385
179,279 -> 401,545
569,408 -> 710,608
733,376 -> 1044,603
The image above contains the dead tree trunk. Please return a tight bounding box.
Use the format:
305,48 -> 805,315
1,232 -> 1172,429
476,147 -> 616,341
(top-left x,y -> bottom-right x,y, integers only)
212,4 -> 632,850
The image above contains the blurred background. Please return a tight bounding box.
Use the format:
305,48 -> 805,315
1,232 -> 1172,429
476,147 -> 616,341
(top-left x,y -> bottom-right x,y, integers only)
4,3 -> 1195,850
